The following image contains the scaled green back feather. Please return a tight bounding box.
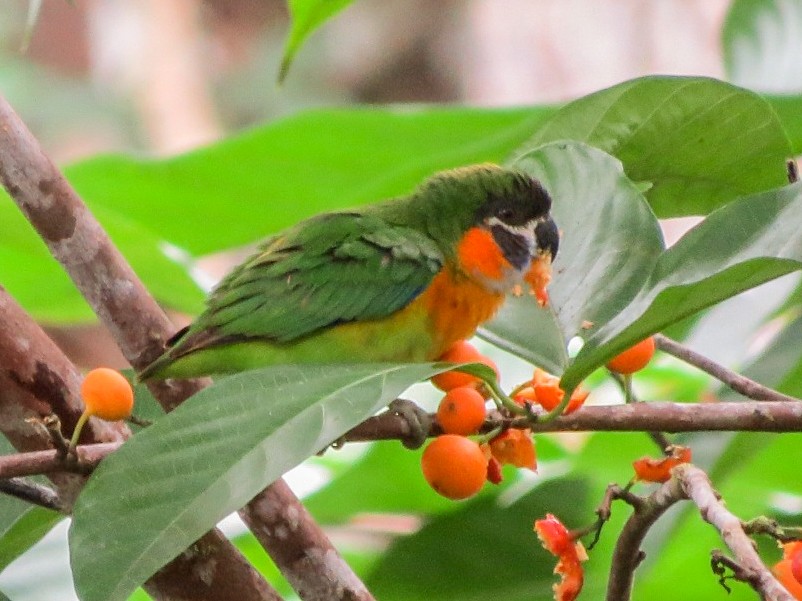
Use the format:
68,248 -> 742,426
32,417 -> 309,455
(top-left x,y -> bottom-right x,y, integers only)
184,211 -> 443,346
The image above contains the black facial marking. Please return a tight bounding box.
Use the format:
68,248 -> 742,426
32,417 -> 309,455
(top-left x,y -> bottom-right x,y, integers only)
491,225 -> 531,270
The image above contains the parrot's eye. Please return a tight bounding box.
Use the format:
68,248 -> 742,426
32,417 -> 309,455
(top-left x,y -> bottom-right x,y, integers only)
498,208 -> 515,221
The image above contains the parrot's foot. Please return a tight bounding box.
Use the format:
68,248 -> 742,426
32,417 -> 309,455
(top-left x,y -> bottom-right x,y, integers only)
387,398 -> 433,450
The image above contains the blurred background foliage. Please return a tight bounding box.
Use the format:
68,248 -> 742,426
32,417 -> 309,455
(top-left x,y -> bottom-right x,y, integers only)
2,1 -> 802,600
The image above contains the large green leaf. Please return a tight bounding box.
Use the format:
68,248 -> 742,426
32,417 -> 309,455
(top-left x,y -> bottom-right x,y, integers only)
0,199 -> 206,323
766,95 -> 802,154
562,180 -> 802,392
279,0 -> 355,82
366,478 -> 591,601
723,0 -> 802,93
516,76 -> 791,217
66,106 -> 555,257
4,106 -> 556,323
483,141 -> 664,374
69,362 -> 454,601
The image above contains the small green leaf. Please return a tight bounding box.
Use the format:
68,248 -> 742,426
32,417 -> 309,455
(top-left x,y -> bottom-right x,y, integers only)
279,0 -> 354,82
484,141 -> 664,374
0,505 -> 63,572
516,76 -> 791,217
69,362 -> 452,601
562,181 -> 802,392
723,0 -> 802,93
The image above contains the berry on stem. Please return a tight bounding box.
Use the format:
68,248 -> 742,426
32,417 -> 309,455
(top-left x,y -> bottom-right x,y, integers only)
70,368 -> 134,450
436,386 -> 487,435
606,337 -> 656,375
421,435 -> 488,500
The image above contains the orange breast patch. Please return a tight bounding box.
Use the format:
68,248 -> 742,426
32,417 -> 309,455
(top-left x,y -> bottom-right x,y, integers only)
457,227 -> 512,282
417,265 -> 505,357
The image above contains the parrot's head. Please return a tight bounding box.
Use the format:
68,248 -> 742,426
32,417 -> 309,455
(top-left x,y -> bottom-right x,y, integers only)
472,168 -> 559,269
412,164 -> 559,293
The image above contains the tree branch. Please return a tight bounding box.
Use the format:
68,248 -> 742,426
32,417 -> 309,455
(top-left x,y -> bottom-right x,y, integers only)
4,398 -> 802,484
676,464 -> 794,601
0,93 -> 373,601
0,95 -> 281,601
347,400 -> 802,441
654,334 -> 799,403
241,479 -> 375,601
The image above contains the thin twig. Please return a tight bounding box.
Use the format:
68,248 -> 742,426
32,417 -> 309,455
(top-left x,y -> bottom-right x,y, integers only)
0,443 -> 121,479
0,286 -> 127,512
744,517 -> 802,544
655,334 -> 799,403
676,464 -> 794,600
0,477 -> 65,512
42,414 -> 70,457
606,475 -> 685,601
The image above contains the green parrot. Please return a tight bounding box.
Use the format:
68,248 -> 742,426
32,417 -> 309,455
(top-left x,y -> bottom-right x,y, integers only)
139,164 -> 559,381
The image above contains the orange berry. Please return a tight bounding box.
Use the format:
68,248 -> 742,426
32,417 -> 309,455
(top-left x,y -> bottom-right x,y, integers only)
421,435 -> 488,500
775,558 -> 802,599
606,337 -> 656,375
436,386 -> 487,435
431,340 -> 499,392
81,367 -> 134,421
489,428 -> 537,471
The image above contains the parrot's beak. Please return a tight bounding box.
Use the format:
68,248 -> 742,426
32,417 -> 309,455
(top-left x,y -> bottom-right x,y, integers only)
535,216 -> 559,262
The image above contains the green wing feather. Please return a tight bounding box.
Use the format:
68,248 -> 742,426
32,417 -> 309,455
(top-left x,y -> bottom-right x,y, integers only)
172,211 -> 443,355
